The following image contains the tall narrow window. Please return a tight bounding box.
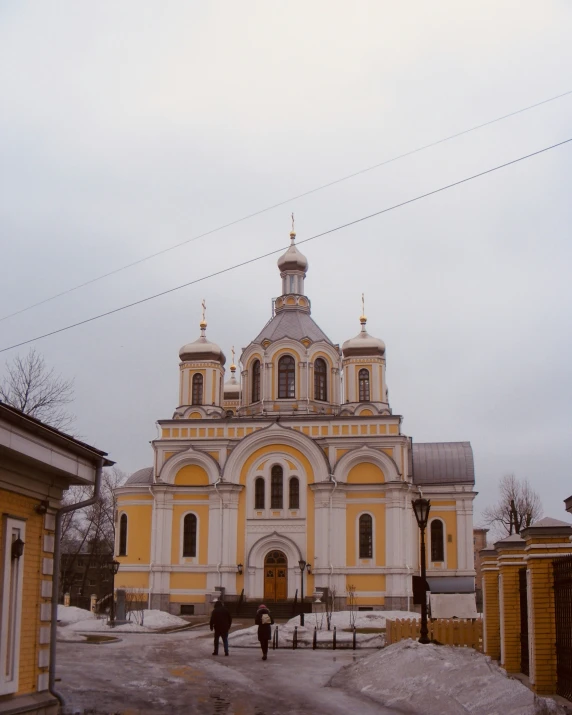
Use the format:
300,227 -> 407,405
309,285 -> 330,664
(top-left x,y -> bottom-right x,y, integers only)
314,358 -> 327,401
183,513 -> 197,557
278,355 -> 295,398
430,520 -> 445,562
118,514 -> 127,556
358,368 -> 370,402
192,373 -> 203,405
271,465 -> 283,509
359,514 -> 373,558
252,360 -> 261,403
289,477 -> 300,509
254,477 -> 265,509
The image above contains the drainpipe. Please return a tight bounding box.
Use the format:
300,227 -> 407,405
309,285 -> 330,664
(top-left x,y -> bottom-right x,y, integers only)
213,476 -> 223,587
328,473 -> 338,589
49,458 -> 104,706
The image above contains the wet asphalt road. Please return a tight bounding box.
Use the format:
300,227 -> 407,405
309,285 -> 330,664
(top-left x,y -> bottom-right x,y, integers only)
56,624 -> 401,715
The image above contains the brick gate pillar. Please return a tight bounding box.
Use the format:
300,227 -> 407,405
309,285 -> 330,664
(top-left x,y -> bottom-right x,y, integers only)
495,534 -> 526,673
521,518 -> 572,695
480,547 -> 499,660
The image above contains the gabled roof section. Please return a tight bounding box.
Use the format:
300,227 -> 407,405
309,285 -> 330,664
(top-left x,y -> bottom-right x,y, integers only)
252,310 -> 334,346
412,441 -> 474,486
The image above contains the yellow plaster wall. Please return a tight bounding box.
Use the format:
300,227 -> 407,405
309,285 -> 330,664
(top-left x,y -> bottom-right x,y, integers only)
0,489 -> 47,697
346,503 -> 385,567
116,572 -> 150,590
346,574 -> 386,592
116,504 -> 152,565
170,504 -> 209,564
347,462 -> 385,484
174,465 -> 209,486
170,572 -> 207,590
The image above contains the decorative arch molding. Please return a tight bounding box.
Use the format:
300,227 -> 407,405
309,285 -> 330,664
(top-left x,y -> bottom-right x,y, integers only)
159,446 -> 221,485
221,422 -> 330,484
338,403 -> 389,417
246,530 -> 303,569
333,444 -> 400,482
172,405 -> 225,419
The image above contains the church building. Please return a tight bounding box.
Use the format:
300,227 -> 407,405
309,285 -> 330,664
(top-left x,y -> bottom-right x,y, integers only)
115,227 -> 476,615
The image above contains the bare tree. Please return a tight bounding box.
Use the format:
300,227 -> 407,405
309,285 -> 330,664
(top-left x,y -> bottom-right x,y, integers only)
0,348 -> 75,431
482,474 -> 543,539
59,467 -> 127,599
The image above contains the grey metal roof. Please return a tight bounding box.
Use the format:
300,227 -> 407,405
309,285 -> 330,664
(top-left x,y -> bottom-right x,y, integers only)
252,310 -> 334,346
125,466 -> 154,485
412,442 -> 474,486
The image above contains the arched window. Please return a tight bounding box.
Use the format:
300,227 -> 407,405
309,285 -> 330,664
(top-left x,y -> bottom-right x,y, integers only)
430,520 -> 445,562
183,513 -> 197,557
118,514 -> 127,556
192,373 -> 203,405
359,514 -> 373,558
314,358 -> 327,401
254,477 -> 265,509
252,360 -> 261,403
358,368 -> 370,402
289,477 -> 300,509
271,465 -> 283,509
278,355 -> 295,399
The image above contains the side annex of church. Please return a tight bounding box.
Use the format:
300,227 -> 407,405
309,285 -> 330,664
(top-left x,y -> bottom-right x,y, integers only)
115,227 -> 476,614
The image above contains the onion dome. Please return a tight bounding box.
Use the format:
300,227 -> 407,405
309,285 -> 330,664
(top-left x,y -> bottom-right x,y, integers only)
342,315 -> 386,357
224,350 -> 240,399
277,229 -> 308,273
179,317 -> 226,365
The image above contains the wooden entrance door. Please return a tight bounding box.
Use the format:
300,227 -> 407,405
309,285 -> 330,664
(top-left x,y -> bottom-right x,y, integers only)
264,550 -> 288,602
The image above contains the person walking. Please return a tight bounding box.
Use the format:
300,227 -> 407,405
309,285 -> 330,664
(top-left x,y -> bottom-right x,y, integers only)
210,600 -> 232,656
255,604 -> 274,660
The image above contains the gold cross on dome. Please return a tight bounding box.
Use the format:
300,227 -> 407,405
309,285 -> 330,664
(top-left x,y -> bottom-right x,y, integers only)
291,212 -> 295,232
201,299 -> 206,322
361,293 -> 365,315
231,346 -> 235,364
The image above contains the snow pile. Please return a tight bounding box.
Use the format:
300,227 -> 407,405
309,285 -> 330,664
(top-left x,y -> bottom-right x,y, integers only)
331,639 -> 565,715
63,609 -> 188,633
228,610 -> 419,648
57,605 -> 95,624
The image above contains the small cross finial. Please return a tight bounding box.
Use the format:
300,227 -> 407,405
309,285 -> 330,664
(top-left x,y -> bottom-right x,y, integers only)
231,346 -> 235,363
291,212 -> 295,232
360,293 -> 367,326
200,299 -> 207,330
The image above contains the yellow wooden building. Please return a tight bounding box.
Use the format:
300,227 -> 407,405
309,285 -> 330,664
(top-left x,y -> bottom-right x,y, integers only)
0,402 -> 111,715
115,228 -> 477,615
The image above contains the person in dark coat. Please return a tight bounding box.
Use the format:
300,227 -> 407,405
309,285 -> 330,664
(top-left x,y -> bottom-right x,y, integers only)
255,604 -> 274,660
209,600 -> 232,656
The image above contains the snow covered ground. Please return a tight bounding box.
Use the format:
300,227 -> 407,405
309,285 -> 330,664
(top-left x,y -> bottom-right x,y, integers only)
332,639 -> 565,715
56,605 -> 188,638
229,609 -> 419,648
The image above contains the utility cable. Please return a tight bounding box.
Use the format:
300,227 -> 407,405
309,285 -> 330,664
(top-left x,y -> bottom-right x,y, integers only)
0,135 -> 570,355
1,88 -> 571,323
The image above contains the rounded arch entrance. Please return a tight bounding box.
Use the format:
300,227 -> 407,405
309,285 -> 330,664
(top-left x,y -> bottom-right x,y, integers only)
246,532 -> 302,601
264,550 -> 288,602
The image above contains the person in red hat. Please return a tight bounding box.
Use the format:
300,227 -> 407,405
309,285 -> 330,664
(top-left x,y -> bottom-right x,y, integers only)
254,604 -> 274,660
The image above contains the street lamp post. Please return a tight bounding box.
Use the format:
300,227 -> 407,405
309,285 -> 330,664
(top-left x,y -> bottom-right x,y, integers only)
107,559 -> 121,627
411,497 -> 431,644
298,559 -> 307,626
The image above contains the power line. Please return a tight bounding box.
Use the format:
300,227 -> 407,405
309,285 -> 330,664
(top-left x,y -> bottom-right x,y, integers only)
2,88 -> 571,324
1,135 -> 570,355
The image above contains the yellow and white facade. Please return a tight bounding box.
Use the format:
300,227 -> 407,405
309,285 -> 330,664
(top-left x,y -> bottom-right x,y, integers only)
115,228 -> 477,614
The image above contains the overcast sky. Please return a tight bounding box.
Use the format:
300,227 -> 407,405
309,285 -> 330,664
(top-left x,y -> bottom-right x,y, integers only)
1,1 -> 571,528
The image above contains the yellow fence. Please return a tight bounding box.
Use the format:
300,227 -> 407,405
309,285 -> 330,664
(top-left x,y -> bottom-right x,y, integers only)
386,618 -> 483,651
